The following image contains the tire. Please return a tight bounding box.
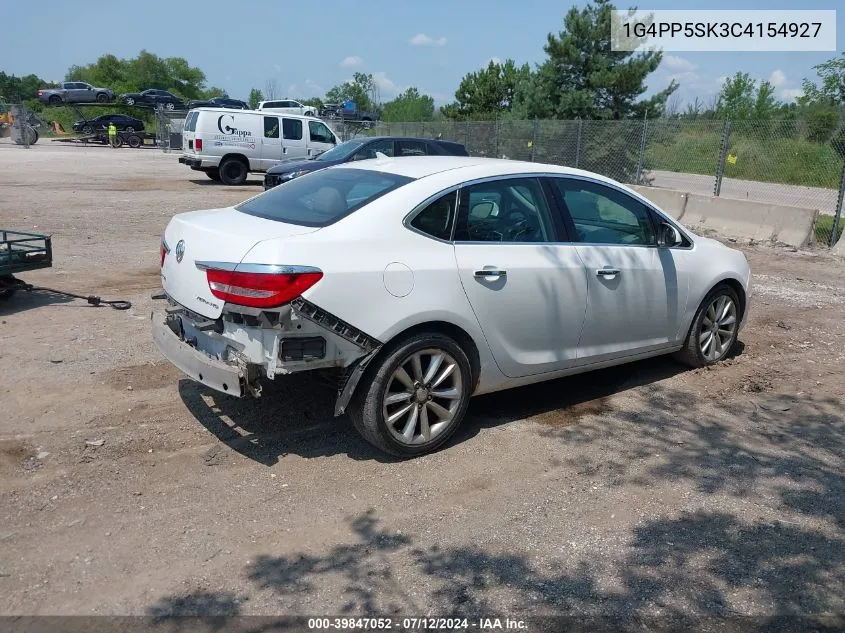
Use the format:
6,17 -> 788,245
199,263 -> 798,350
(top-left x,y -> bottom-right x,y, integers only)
96,93 -> 108,103
205,169 -> 221,181
165,102 -> 175,111
218,158 -> 248,185
125,97 -> 135,106
127,135 -> 142,148
82,125 -> 93,134
48,95 -> 62,104
0,288 -> 16,300
674,283 -> 741,368
30,129 -> 38,144
111,135 -> 123,148
348,332 -> 473,457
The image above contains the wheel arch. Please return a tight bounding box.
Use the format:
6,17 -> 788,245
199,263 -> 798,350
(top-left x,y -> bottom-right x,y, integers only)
681,274 -> 748,342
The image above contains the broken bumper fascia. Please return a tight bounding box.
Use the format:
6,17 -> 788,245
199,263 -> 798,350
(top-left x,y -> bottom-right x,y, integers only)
151,310 -> 247,398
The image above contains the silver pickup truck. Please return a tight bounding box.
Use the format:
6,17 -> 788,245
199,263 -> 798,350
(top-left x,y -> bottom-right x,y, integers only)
37,82 -> 115,105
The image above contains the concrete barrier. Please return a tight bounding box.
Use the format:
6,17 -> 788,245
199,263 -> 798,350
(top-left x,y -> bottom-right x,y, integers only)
680,194 -> 818,247
630,185 -> 688,220
832,231 -> 845,256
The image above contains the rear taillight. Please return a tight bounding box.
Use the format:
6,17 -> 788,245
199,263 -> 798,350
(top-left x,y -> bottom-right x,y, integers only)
206,269 -> 323,308
195,138 -> 202,151
160,238 -> 169,267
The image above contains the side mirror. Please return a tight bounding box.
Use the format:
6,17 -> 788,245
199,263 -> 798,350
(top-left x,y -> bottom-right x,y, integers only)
658,222 -> 682,247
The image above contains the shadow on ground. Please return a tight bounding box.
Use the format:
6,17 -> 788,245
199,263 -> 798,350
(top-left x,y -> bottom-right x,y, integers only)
160,377 -> 845,628
179,352 -> 701,466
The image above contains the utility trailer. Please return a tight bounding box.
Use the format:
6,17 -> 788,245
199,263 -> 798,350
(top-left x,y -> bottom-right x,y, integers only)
0,230 -> 52,299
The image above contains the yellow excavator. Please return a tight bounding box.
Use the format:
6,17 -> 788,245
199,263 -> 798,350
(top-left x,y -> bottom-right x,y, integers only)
0,97 -> 40,144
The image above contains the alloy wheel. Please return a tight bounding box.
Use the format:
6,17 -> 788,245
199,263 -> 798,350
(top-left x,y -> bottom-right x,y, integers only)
699,295 -> 737,361
382,348 -> 464,446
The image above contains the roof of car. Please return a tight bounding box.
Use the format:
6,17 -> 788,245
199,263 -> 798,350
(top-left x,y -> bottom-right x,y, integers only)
333,155 -> 610,182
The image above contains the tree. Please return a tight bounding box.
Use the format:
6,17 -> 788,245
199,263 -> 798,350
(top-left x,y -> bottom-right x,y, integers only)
264,79 -> 279,100
716,72 -> 782,120
441,59 -> 531,120
0,71 -> 51,101
381,87 -> 435,122
517,0 -> 676,120
716,72 -> 755,119
248,88 -> 264,109
65,50 -> 215,99
325,73 -> 378,112
800,52 -> 845,105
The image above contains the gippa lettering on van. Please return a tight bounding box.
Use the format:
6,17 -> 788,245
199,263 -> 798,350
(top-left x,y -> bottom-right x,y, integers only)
215,114 -> 253,138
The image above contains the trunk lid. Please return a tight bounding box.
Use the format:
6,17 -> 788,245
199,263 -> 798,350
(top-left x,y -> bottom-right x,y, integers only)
161,206 -> 319,318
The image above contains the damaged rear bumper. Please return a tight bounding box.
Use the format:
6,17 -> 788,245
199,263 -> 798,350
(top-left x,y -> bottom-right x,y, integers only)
151,311 -> 248,398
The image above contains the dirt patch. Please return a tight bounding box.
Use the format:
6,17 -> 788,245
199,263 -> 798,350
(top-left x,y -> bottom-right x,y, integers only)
0,439 -> 31,471
534,396 -> 613,428
91,267 -> 162,294
101,363 -> 183,391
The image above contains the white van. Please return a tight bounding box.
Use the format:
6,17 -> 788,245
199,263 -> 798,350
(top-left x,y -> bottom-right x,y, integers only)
178,108 -> 339,185
257,99 -> 316,116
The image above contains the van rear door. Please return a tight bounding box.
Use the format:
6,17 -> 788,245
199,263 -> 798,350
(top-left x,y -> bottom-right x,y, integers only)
182,110 -> 198,155
281,118 -> 306,160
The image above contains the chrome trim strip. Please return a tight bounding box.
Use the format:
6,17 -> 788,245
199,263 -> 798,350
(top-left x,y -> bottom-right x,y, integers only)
195,261 -> 322,275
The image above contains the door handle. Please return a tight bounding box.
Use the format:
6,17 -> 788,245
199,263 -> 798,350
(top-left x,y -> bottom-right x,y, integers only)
474,269 -> 507,278
596,268 -> 620,277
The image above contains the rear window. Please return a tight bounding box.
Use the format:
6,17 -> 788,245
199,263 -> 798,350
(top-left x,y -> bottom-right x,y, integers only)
236,168 -> 414,227
184,111 -> 199,132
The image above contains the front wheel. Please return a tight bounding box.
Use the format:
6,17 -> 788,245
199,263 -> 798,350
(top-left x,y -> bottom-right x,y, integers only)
124,97 -> 135,106
218,158 -> 247,185
674,283 -> 741,368
348,332 -> 473,457
164,102 -> 175,111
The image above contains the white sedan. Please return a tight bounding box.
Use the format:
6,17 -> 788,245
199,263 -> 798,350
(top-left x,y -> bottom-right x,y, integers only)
153,156 -> 751,456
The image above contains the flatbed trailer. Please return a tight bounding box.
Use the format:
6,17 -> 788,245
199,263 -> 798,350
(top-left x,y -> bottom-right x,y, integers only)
0,230 -> 52,299
52,129 -> 157,148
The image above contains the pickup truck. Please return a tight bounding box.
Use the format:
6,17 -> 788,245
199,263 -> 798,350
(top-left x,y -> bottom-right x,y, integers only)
37,82 -> 115,105
319,100 -> 379,123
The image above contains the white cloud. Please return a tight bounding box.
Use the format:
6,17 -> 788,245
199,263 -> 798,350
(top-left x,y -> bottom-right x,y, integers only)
304,79 -> 323,94
409,33 -> 447,47
769,69 -> 786,87
373,71 -> 402,96
340,56 -> 364,68
780,87 -> 803,102
662,55 -> 696,73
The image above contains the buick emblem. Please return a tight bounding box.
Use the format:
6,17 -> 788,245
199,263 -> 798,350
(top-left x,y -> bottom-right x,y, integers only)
175,240 -> 185,263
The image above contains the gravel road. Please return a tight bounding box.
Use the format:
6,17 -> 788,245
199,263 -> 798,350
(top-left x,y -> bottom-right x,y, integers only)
1,143 -> 843,630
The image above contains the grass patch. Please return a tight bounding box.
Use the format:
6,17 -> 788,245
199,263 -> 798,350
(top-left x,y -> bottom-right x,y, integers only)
814,214 -> 844,245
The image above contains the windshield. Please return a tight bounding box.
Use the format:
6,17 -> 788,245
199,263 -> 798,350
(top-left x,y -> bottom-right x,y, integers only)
314,138 -> 369,162
236,168 -> 414,227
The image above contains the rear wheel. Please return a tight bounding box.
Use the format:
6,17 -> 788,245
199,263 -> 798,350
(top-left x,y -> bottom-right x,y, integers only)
81,125 -> 93,134
48,95 -> 62,104
127,135 -> 142,148
674,283 -> 741,368
218,158 -> 248,185
96,93 -> 108,103
124,97 -> 135,106
348,332 -> 472,457
165,102 -> 175,111
205,169 -> 221,181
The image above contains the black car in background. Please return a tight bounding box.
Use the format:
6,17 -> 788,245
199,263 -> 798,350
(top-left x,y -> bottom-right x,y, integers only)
119,89 -> 184,110
185,96 -> 249,110
263,136 -> 469,189
72,114 -> 145,134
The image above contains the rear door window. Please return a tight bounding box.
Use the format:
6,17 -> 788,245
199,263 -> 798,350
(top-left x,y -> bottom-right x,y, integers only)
282,118 -> 303,140
396,140 -> 427,156
236,168 -> 413,227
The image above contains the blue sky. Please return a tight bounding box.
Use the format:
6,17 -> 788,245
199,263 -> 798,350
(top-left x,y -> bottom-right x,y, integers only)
0,0 -> 841,107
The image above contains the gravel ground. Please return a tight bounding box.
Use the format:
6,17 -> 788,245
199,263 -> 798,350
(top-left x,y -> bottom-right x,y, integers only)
0,143 -> 843,630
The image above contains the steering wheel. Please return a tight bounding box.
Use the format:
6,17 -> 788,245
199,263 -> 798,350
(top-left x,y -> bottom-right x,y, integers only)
502,209 -> 537,241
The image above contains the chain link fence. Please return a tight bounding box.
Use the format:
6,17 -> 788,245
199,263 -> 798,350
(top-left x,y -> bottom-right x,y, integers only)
374,118 -> 845,247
